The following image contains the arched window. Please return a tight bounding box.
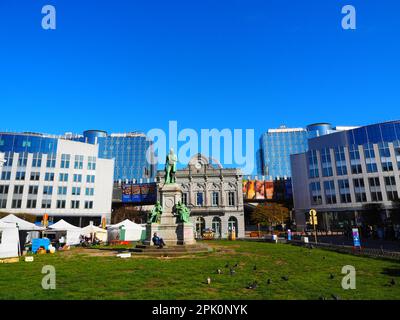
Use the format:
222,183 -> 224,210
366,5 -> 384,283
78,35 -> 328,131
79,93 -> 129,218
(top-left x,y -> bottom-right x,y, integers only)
195,217 -> 205,238
212,217 -> 222,239
228,216 -> 238,237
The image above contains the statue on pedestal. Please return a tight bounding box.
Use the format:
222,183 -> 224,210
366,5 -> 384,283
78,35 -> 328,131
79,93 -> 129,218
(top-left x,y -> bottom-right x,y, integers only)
148,201 -> 163,223
165,148 -> 178,184
175,201 -> 191,223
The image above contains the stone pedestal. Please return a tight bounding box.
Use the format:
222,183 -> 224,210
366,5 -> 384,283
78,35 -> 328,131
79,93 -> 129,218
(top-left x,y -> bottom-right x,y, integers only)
144,183 -> 196,246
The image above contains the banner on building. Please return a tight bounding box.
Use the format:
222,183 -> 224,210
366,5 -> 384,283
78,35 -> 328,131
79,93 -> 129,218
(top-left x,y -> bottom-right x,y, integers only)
122,183 -> 157,204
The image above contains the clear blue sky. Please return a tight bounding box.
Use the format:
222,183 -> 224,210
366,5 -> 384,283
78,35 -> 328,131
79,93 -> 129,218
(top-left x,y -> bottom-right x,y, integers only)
1,1 -> 399,157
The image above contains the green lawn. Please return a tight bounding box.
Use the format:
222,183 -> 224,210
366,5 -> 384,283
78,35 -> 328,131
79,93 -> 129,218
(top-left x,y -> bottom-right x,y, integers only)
1,241 -> 399,300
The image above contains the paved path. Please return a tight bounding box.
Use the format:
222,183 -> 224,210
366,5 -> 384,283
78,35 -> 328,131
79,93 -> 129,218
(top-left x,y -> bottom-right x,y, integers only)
315,236 -> 400,252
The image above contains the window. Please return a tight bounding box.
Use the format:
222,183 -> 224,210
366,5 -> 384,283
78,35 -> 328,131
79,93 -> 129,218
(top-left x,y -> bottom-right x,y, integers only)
73,174 -> 82,183
385,176 -> 398,201
15,171 -> 26,181
308,150 -> 319,178
46,154 -> 56,168
0,185 -> 9,194
43,186 -> 53,195
44,172 -> 54,181
85,188 -> 94,196
28,186 -> 38,195
394,141 -> 400,170
182,192 -> 188,206
320,148 -> 333,177
3,152 -> 13,167
13,185 -> 24,194
349,145 -> 362,174
323,180 -> 336,204
1,171 -> 11,180
228,192 -> 235,206
196,192 -> 204,206
368,177 -> 382,202
72,187 -> 81,196
334,146 -> 347,176
211,192 -> 219,206
58,186 -> 67,195
60,154 -> 70,169
26,199 -> 37,209
86,175 -> 95,183
32,153 -> 42,167
42,199 -> 52,209
12,199 -> 22,209
18,152 -> 28,166
71,200 -> 80,209
309,182 -> 322,205
353,178 -> 367,202
74,155 -> 84,169
59,173 -> 69,182
84,201 -> 93,209
379,142 -> 393,172
338,179 -> 352,203
56,200 -> 66,209
30,172 -> 40,181
0,199 -> 7,208
88,156 -> 96,170
363,143 -> 378,173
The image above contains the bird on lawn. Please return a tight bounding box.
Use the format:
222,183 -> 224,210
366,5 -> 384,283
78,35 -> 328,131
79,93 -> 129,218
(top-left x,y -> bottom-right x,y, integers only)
234,263 -> 239,268
390,279 -> 396,286
207,277 -> 211,285
331,294 -> 340,300
323,256 -> 326,260
253,265 -> 257,271
225,263 -> 229,268
230,268 -> 236,276
329,274 -> 335,280
266,279 -> 271,285
217,269 -> 222,275
281,276 -> 289,281
247,281 -> 258,290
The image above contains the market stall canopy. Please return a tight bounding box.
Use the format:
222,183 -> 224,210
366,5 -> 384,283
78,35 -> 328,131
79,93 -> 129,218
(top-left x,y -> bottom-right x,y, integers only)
109,219 -> 144,230
82,224 -> 107,235
48,219 -> 81,231
0,214 -> 44,231
0,221 -> 19,259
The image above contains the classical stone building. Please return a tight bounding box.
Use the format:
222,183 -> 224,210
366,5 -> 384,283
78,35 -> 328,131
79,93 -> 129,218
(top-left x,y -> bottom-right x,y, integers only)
156,154 -> 245,238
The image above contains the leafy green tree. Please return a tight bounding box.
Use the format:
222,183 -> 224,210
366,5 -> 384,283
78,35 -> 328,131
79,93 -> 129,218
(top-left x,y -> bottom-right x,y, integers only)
251,202 -> 290,233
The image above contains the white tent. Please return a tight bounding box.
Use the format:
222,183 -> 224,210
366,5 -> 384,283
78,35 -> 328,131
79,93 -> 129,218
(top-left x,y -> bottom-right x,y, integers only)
81,224 -> 108,242
0,221 -> 19,259
0,214 -> 44,231
48,220 -> 82,245
108,219 -> 145,241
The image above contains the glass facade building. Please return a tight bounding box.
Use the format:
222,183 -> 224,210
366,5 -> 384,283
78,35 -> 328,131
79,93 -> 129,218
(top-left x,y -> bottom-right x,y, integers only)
291,120 -> 400,232
258,123 -> 338,179
80,130 -> 155,183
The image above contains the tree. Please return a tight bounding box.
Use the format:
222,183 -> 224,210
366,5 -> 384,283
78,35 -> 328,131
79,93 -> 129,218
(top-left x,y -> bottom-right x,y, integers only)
251,202 -> 290,233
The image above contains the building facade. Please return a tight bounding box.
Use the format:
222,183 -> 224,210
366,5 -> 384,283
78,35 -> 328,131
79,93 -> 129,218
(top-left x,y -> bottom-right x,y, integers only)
79,130 -> 155,183
291,121 -> 400,231
0,133 -> 114,225
258,123 -> 356,179
156,154 -> 245,238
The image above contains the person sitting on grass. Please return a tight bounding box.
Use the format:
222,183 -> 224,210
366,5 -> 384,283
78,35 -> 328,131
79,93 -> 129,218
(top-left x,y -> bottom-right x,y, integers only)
152,232 -> 166,248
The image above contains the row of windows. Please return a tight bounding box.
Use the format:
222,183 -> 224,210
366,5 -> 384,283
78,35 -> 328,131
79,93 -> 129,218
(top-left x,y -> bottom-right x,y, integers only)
0,199 -> 94,210
181,191 -> 236,207
309,176 -> 399,205
0,171 -> 95,183
308,142 -> 400,178
1,152 -> 96,170
0,185 -> 95,197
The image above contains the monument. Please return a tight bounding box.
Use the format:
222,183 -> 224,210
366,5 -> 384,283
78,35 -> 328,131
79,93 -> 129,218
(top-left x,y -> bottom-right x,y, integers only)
144,148 -> 196,246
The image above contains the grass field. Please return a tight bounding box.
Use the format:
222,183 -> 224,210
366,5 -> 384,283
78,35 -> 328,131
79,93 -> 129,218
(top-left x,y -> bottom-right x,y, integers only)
1,241 -> 399,300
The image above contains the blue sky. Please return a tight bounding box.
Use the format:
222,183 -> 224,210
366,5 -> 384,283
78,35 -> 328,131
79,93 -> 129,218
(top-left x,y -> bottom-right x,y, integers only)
0,0 -> 399,170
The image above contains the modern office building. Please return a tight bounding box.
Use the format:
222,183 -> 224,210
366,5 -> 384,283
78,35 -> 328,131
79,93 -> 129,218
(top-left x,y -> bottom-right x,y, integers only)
291,120 -> 400,231
156,154 -> 245,239
79,130 -> 155,183
0,132 -> 114,225
258,123 -> 356,179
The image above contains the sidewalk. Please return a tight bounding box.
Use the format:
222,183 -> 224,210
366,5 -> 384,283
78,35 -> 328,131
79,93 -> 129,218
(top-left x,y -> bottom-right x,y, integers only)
315,236 -> 400,252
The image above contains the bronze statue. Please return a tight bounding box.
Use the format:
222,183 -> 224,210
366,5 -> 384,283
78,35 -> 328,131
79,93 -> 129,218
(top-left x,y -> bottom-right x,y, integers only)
165,148 -> 178,184
175,201 -> 191,223
148,201 -> 163,223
